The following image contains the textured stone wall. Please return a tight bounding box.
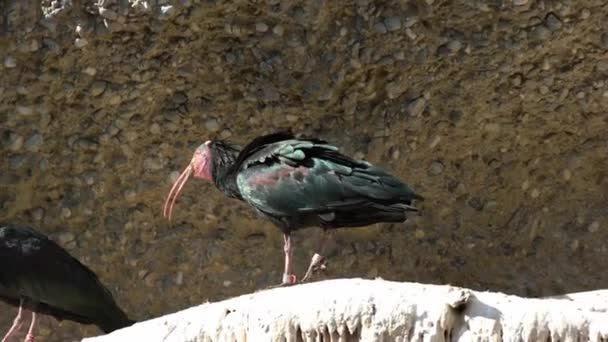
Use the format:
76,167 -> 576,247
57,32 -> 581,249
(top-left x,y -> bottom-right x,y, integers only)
1,0 -> 607,340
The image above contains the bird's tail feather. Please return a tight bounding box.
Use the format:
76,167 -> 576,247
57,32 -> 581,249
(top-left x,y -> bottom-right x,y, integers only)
97,311 -> 135,333
323,203 -> 416,227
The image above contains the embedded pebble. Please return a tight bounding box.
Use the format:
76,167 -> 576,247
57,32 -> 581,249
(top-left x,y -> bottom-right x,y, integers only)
384,17 -> 402,32
144,272 -> 160,287
58,232 -> 75,245
75,38 -> 88,48
16,105 -> 34,116
511,74 -> 523,87
428,135 -> 441,149
600,33 -> 608,50
150,122 -> 161,134
108,94 -> 122,105
61,207 -> 72,218
160,5 -> 176,19
107,125 -> 120,136
16,86 -> 29,95
530,189 -> 540,198
407,97 -> 426,116
124,189 -> 137,201
273,25 -> 284,36
169,171 -> 181,183
429,161 -> 444,175
373,22 -> 387,34
7,134 -> 24,151
83,67 -> 97,76
39,159 -> 49,171
588,221 -> 599,233
143,157 -> 163,170
4,56 -> 17,68
545,13 -> 562,31
90,81 -> 107,96
529,25 -> 551,41
10,155 -> 27,169
31,208 -> 45,221
25,134 -> 43,152
597,60 -> 608,72
256,22 -> 269,32
83,172 -> 97,185
447,40 -> 462,52
175,272 -> 184,285
220,129 -> 232,139
172,92 -> 188,105
204,118 -> 220,132
468,197 -> 484,211
391,148 -> 400,160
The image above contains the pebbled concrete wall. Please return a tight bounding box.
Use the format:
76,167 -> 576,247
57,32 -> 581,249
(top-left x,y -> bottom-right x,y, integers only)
1,0 -> 607,340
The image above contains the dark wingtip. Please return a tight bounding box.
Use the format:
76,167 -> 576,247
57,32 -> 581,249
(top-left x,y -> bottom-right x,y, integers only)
99,315 -> 136,334
270,130 -> 295,140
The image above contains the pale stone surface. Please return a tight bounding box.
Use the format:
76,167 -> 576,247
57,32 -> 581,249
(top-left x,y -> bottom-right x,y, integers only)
84,278 -> 608,342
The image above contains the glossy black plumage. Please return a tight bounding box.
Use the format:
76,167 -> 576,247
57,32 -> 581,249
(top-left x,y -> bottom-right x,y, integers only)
224,132 -> 423,233
0,224 -> 134,334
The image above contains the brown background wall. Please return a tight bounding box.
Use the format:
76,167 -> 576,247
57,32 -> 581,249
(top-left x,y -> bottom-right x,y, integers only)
1,0 -> 607,340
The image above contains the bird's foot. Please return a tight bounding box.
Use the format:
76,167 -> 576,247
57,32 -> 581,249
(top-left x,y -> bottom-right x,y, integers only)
267,273 -> 297,289
301,253 -> 326,282
24,333 -> 34,342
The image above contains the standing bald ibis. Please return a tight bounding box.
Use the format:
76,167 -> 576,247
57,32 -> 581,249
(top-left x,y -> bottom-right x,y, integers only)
164,132 -> 423,286
0,224 -> 134,342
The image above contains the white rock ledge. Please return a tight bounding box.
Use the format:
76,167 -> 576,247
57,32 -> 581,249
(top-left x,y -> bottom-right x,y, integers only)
83,278 -> 608,342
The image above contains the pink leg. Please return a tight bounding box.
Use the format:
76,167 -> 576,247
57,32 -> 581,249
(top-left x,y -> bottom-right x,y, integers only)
2,299 -> 24,342
301,230 -> 333,282
24,312 -> 36,342
269,234 -> 297,288
282,234 -> 296,285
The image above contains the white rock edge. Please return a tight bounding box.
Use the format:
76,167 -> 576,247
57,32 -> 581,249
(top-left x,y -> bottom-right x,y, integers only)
83,278 -> 608,342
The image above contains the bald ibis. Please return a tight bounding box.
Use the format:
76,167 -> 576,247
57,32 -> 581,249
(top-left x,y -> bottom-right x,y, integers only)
0,224 -> 134,341
164,132 -> 423,286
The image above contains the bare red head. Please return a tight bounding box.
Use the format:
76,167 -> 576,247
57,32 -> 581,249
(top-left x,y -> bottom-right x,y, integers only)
163,141 -> 213,221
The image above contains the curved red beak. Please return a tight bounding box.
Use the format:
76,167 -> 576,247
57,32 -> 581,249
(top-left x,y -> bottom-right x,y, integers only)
163,164 -> 193,221
163,145 -> 211,221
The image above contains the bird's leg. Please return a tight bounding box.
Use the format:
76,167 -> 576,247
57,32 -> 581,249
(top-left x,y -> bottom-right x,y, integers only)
24,312 -> 36,342
268,234 -> 297,288
301,229 -> 333,282
2,299 -> 24,342
281,234 -> 297,285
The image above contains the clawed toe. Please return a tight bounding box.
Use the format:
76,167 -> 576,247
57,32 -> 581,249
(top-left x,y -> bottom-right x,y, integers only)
267,273 -> 297,289
301,253 -> 327,282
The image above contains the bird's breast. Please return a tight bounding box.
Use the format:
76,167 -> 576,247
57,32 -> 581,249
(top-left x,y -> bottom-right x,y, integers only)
235,165 -> 314,211
240,165 -> 310,188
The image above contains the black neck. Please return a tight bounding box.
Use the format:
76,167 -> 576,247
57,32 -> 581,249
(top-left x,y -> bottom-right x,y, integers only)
210,141 -> 242,199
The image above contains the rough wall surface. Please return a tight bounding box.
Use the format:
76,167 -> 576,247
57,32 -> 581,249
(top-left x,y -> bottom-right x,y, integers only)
1,0 -> 607,340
